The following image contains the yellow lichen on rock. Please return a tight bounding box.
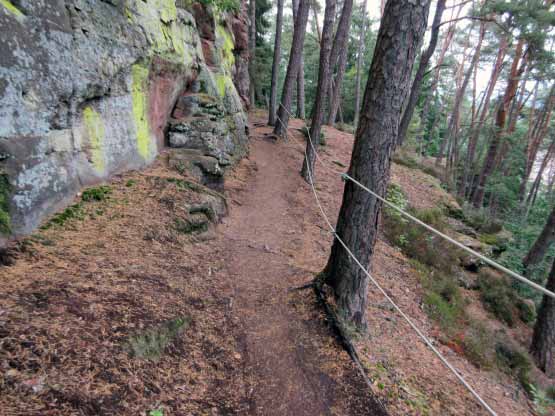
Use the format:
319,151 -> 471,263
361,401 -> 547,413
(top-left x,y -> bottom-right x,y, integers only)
131,64 -> 152,160
216,24 -> 235,71
0,0 -> 24,19
83,107 -> 106,173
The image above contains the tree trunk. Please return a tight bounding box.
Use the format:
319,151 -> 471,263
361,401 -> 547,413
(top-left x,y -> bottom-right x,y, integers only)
531,258 -> 555,377
443,22 -> 486,178
462,37 -> 507,198
326,0 -> 354,125
322,0 -> 430,329
417,3 -> 461,146
397,0 -> 446,146
300,0 -> 337,181
292,0 -> 306,119
526,138 -> 555,210
273,0 -> 310,136
249,0 -> 257,107
268,0 -> 284,126
472,38 -> 527,208
524,201 -> 555,274
353,0 -> 368,130
436,23 -> 472,167
519,83 -> 555,202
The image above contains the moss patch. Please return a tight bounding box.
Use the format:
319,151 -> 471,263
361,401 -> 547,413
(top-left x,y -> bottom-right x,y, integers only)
0,173 -> 11,235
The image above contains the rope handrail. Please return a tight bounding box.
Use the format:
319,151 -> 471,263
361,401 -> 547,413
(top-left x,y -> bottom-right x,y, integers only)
274,107 -> 498,416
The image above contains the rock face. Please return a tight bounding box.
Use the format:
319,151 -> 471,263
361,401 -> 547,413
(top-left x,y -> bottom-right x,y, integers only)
0,0 -> 249,246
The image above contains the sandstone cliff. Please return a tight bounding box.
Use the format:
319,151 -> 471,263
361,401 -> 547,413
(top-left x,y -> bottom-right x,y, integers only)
0,0 -> 250,246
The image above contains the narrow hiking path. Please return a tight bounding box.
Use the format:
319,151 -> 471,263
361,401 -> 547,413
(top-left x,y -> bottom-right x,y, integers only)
218,112 -> 386,415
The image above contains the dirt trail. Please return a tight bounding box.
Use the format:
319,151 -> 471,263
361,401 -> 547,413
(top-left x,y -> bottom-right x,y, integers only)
219,116 -> 385,415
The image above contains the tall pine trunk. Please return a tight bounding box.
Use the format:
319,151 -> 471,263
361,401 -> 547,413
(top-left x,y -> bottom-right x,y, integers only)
326,0 -> 354,125
461,38 -> 507,198
397,0 -> 446,146
443,22 -> 486,180
524,204 -> 555,274
292,0 -> 306,119
472,38 -> 527,208
531,257 -> 555,376
417,4 -> 461,147
353,0 -> 368,130
300,0 -> 337,181
322,0 -> 430,329
273,0 -> 310,136
268,0 -> 284,126
249,0 -> 256,107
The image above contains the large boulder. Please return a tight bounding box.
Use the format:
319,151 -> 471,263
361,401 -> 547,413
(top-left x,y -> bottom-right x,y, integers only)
0,0 -> 249,246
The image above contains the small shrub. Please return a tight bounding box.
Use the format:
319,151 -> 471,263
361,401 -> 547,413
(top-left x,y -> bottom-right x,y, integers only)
461,205 -> 503,234
42,203 -> 84,229
516,298 -> 536,324
81,185 -> 112,202
422,275 -> 465,334
300,126 -> 325,145
125,179 -> 136,187
392,151 -> 418,169
495,342 -> 532,390
462,322 -> 494,369
336,123 -> 354,134
477,270 -> 518,327
128,317 -> 190,361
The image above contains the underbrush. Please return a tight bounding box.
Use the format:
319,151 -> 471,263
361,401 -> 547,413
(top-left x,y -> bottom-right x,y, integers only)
300,126 -> 326,145
383,184 -> 460,272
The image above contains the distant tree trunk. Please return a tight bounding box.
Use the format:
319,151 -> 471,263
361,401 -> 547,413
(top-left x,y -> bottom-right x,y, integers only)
526,137 -> 555,210
461,37 -> 508,198
313,1 -> 322,43
300,0 -> 337,181
436,23 -> 472,167
531,258 -> 555,377
472,38 -> 527,208
326,0 -> 354,125
524,203 -> 555,274
249,0 -> 257,107
417,4 -> 461,146
397,0 -> 446,146
322,0 -> 430,329
292,0 -> 306,119
519,84 -> 555,202
443,22 -> 486,179
268,0 -> 284,126
353,0 -> 368,130
273,0 -> 310,136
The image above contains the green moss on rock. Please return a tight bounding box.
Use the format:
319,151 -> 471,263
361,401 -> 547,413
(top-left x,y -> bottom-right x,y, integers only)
0,173 -> 11,235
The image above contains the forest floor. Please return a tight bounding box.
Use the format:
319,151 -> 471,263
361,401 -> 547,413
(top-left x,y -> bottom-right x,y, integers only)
0,110 -> 542,415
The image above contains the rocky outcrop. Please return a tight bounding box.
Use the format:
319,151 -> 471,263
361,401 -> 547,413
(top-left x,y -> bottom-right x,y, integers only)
0,0 -> 250,246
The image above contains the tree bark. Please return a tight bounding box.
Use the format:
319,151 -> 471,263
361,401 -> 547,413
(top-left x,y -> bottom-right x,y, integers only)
472,38 -> 527,208
524,199 -> 555,274
273,0 -> 310,136
268,0 -> 284,126
353,0 -> 368,130
531,257 -> 555,377
249,0 -> 257,107
322,0 -> 431,329
326,0 -> 354,125
397,0 -> 446,146
292,0 -> 306,119
300,0 -> 337,181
